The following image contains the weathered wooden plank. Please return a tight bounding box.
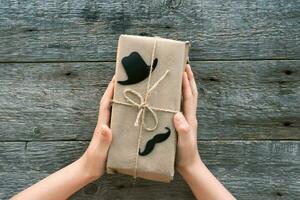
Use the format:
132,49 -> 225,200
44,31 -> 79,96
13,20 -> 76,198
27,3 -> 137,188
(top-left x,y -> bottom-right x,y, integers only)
0,0 -> 299,61
197,60 -> 300,140
0,60 -> 299,141
0,142 -> 25,172
1,141 -> 299,199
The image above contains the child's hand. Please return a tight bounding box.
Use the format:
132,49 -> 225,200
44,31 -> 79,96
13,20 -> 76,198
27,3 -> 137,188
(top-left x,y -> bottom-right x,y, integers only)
173,65 -> 236,200
173,64 -> 201,173
79,76 -> 115,181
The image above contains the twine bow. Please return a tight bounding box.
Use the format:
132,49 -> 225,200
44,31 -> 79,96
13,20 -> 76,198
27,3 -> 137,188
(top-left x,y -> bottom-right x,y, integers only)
112,69 -> 177,132
111,37 -> 178,180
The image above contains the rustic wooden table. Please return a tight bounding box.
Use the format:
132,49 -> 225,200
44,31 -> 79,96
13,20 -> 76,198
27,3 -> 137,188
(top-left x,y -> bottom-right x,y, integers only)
0,0 -> 299,199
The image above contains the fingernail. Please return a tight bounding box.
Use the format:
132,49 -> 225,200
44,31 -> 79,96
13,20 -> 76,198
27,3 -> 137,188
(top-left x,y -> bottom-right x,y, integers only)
101,125 -> 111,141
101,125 -> 108,135
175,112 -> 184,122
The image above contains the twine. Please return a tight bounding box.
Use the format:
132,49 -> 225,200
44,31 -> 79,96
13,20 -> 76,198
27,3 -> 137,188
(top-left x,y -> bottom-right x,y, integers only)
111,37 -> 178,179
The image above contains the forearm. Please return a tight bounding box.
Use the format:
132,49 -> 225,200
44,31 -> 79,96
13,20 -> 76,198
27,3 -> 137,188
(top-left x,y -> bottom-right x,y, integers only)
179,158 -> 236,200
11,156 -> 94,200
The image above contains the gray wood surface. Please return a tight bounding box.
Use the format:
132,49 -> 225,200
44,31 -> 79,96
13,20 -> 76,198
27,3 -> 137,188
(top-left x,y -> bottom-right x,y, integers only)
0,60 -> 299,141
0,0 -> 299,199
0,0 -> 299,62
1,141 -> 299,200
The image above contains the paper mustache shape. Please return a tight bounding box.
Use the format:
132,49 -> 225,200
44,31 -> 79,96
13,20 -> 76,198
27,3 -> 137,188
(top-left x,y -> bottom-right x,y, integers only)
139,127 -> 171,156
117,51 -> 158,85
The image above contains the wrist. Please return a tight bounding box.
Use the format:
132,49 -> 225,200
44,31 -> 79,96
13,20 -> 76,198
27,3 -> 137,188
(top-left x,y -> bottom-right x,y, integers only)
77,155 -> 102,183
178,155 -> 204,178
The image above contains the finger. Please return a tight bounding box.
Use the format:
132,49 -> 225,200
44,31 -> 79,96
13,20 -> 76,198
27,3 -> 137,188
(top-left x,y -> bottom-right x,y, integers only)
99,124 -> 112,150
173,112 -> 190,139
182,72 -> 193,100
98,76 -> 115,125
100,75 -> 115,107
92,124 -> 112,153
182,72 -> 195,121
186,64 -> 198,97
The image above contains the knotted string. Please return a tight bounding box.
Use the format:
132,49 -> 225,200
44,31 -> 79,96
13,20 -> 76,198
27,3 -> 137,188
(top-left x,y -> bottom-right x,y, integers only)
111,37 -> 178,180
111,70 -> 177,131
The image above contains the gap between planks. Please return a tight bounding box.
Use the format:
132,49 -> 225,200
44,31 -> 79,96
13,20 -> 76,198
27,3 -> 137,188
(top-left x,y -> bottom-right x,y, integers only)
1,139 -> 299,143
0,58 -> 300,64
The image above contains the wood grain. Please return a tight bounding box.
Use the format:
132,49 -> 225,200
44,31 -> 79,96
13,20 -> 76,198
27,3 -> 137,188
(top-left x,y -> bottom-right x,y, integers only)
0,0 -> 299,62
0,60 -> 299,141
1,141 -> 299,200
1,1 -> 299,199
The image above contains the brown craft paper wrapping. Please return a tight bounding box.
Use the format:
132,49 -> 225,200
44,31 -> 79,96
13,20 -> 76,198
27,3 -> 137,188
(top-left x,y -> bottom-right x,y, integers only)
107,34 -> 190,182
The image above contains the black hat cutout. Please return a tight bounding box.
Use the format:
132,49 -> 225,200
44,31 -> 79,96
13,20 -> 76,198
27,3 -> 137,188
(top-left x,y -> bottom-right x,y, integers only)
117,51 -> 158,85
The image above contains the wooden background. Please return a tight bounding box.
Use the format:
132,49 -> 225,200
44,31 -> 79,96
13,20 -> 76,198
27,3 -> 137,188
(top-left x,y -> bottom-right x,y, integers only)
0,0 -> 299,199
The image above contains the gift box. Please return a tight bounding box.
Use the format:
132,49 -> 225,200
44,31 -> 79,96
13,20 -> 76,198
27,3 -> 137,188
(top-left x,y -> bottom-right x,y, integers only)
107,34 -> 190,182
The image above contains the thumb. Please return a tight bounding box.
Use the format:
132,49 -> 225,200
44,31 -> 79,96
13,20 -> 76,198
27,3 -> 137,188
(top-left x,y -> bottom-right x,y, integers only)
173,112 -> 190,138
99,124 -> 112,150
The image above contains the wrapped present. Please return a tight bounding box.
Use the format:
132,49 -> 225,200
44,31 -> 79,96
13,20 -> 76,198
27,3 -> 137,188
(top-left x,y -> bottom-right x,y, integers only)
107,34 -> 190,182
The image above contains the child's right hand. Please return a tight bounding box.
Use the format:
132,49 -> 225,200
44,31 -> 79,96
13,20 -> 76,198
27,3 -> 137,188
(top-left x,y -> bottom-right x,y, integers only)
173,64 -> 201,173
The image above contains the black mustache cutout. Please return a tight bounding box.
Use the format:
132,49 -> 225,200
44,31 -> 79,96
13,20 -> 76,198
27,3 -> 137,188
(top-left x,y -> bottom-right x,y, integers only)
139,127 -> 171,156
117,51 -> 158,85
